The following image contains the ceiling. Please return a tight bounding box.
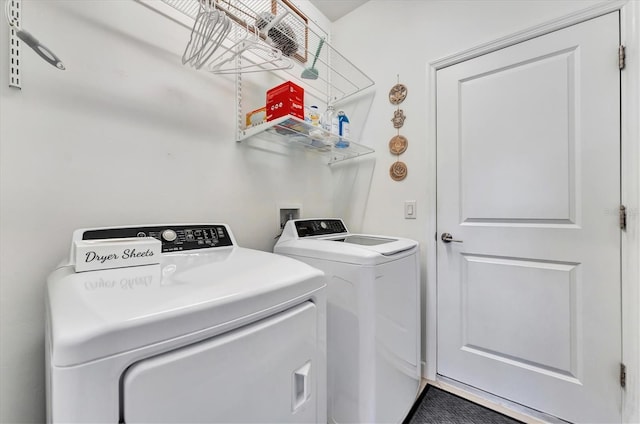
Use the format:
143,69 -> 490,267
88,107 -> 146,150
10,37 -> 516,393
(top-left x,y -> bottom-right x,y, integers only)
307,0 -> 369,22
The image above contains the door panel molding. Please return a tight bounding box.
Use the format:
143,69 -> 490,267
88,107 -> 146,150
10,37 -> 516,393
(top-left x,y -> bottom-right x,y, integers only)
460,254 -> 580,380
426,1 -> 639,422
458,48 -> 578,223
431,1 -> 626,70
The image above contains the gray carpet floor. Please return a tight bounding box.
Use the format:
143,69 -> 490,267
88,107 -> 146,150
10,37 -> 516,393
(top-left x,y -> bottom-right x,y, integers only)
405,386 -> 523,424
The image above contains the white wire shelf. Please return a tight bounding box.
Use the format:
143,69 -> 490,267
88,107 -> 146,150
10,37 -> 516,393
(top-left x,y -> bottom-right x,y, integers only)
148,0 -> 376,163
241,115 -> 374,164
160,0 -> 375,103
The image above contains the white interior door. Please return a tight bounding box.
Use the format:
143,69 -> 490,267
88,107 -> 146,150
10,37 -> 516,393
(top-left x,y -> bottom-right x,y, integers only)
436,12 -> 621,423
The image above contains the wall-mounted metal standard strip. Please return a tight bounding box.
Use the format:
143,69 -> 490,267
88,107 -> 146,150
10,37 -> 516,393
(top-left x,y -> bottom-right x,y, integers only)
8,0 -> 22,89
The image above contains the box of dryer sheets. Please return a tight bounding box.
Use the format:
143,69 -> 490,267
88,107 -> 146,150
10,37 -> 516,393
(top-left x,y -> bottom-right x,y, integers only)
246,106 -> 267,127
74,237 -> 161,272
266,81 -> 304,121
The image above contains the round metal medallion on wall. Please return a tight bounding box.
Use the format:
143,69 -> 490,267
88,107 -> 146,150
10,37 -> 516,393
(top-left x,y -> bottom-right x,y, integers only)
389,161 -> 408,181
389,135 -> 408,155
389,83 -> 408,105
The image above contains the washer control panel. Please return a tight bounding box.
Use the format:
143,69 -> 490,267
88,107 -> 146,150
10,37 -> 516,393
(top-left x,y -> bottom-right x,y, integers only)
82,225 -> 233,253
294,219 -> 348,238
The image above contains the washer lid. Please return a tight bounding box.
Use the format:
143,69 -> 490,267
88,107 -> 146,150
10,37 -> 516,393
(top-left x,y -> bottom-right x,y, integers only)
46,247 -> 325,366
275,234 -> 418,265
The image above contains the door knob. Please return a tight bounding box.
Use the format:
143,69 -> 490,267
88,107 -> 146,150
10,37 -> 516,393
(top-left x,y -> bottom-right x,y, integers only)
441,233 -> 463,243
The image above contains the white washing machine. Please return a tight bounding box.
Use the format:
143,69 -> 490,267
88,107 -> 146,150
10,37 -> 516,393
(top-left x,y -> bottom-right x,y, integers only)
45,224 -> 326,423
274,219 -> 420,424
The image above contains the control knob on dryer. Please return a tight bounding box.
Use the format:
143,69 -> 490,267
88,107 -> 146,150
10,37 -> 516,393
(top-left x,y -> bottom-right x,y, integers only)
162,229 -> 178,242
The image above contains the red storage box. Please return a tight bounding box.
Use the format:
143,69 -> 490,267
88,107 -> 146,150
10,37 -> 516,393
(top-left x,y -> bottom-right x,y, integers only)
266,81 -> 304,121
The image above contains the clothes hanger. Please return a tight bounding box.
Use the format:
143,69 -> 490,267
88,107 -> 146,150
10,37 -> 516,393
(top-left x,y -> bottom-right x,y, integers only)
194,11 -> 231,69
182,0 -> 231,69
182,1 -> 230,69
182,3 -> 220,65
207,21 -> 293,74
209,43 -> 293,74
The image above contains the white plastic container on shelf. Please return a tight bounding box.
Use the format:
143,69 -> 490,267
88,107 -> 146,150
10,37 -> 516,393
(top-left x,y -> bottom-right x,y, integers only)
322,105 -> 338,135
309,106 -> 321,127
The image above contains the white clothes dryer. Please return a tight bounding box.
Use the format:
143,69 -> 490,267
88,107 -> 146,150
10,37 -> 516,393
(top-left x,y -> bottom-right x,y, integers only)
45,224 -> 326,423
274,219 -> 420,424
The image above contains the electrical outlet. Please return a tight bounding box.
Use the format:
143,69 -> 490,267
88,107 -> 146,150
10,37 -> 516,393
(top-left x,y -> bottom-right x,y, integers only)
404,200 -> 417,219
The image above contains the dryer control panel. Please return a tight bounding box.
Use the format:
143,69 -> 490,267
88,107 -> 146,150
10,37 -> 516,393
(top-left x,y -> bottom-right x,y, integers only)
82,225 -> 233,253
294,219 -> 348,238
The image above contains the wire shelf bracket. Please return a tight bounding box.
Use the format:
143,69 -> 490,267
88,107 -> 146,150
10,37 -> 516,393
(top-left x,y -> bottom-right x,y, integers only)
142,0 -> 376,164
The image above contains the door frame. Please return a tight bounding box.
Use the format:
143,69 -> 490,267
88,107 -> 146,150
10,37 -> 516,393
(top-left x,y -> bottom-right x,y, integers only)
424,1 -> 639,422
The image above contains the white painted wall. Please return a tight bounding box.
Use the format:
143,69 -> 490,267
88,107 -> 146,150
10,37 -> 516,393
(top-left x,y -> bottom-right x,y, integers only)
329,0 -> 604,368
0,1 -> 333,422
330,0 -> 638,422
1,0 -> 636,423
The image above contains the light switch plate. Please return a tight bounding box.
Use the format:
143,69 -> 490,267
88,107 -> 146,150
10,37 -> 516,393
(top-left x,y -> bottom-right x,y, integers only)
404,200 -> 417,219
